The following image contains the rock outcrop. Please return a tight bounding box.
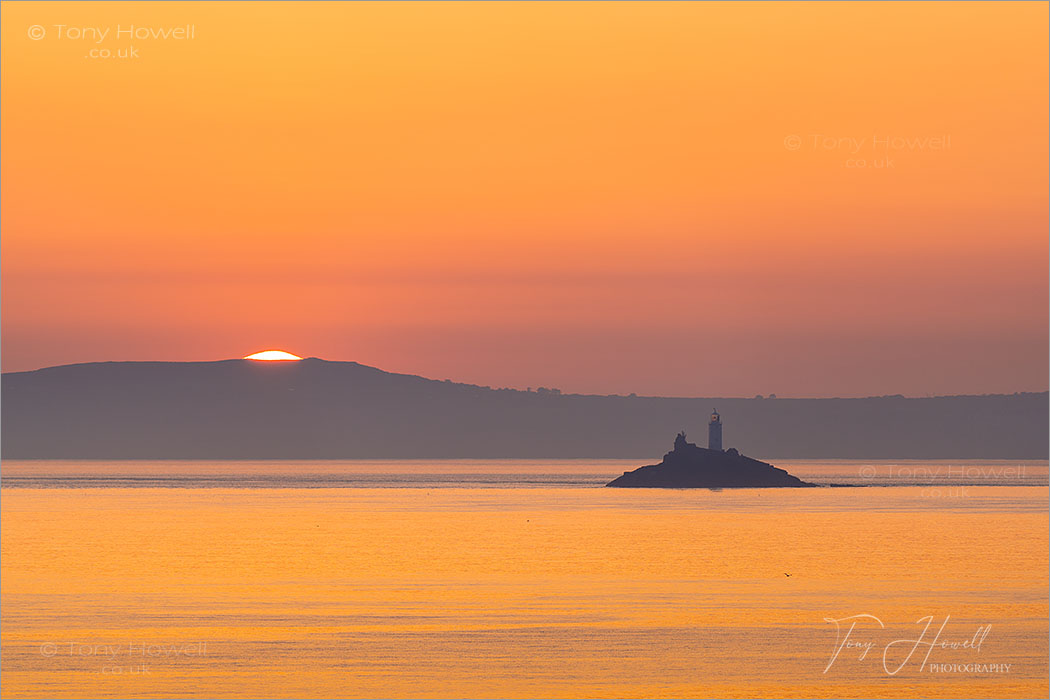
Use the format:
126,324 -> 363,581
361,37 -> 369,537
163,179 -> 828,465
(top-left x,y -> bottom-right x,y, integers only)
606,432 -> 816,488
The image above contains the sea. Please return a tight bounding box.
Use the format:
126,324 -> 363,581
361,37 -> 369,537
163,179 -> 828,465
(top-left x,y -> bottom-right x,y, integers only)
2,459 -> 1047,698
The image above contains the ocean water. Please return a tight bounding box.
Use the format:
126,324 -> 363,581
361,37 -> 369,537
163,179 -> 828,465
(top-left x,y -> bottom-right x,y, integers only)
1,459 -> 1047,699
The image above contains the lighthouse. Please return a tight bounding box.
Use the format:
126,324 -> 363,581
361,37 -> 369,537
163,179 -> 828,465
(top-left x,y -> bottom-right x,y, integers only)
708,410 -> 722,451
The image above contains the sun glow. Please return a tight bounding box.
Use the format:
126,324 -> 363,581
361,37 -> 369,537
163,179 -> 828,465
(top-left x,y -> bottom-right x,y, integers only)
243,350 -> 303,361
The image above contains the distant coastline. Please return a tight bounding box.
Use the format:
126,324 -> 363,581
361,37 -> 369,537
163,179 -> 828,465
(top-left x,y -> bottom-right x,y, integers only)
2,359 -> 1047,460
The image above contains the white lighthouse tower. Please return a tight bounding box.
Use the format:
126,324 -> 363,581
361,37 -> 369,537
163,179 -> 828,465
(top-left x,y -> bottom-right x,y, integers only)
708,410 -> 723,451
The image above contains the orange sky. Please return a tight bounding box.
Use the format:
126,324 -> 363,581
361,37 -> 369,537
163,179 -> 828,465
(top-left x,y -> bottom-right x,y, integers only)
2,1 -> 1047,396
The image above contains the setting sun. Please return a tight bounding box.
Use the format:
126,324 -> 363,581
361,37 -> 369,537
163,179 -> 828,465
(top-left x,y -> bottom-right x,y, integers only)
243,350 -> 302,361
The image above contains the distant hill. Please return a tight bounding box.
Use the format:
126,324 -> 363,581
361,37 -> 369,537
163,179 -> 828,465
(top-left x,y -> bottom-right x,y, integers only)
2,359 -> 1046,459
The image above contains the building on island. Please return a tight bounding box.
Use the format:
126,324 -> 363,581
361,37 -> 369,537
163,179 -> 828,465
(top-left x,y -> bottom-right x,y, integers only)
708,410 -> 722,451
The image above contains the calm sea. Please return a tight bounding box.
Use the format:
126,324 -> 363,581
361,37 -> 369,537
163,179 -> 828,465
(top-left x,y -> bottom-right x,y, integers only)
2,459 -> 1047,698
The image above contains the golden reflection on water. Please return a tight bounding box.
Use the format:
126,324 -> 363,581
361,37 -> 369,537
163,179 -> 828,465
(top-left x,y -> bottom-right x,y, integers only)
2,483 -> 1047,698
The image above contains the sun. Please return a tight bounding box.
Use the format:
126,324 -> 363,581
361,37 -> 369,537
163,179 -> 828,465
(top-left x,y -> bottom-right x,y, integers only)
243,350 -> 303,361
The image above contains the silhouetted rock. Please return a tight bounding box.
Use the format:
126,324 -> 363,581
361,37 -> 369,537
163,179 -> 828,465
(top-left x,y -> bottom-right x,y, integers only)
607,432 -> 816,488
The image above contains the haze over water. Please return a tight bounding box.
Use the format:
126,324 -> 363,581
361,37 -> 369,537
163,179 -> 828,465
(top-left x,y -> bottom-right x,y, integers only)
2,460 -> 1047,698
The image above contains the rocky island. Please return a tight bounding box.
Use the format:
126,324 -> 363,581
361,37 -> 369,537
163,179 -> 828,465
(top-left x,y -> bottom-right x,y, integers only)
607,411 -> 816,488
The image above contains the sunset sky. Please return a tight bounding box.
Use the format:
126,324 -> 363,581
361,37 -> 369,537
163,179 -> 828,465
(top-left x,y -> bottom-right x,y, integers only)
2,1 -> 1047,397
